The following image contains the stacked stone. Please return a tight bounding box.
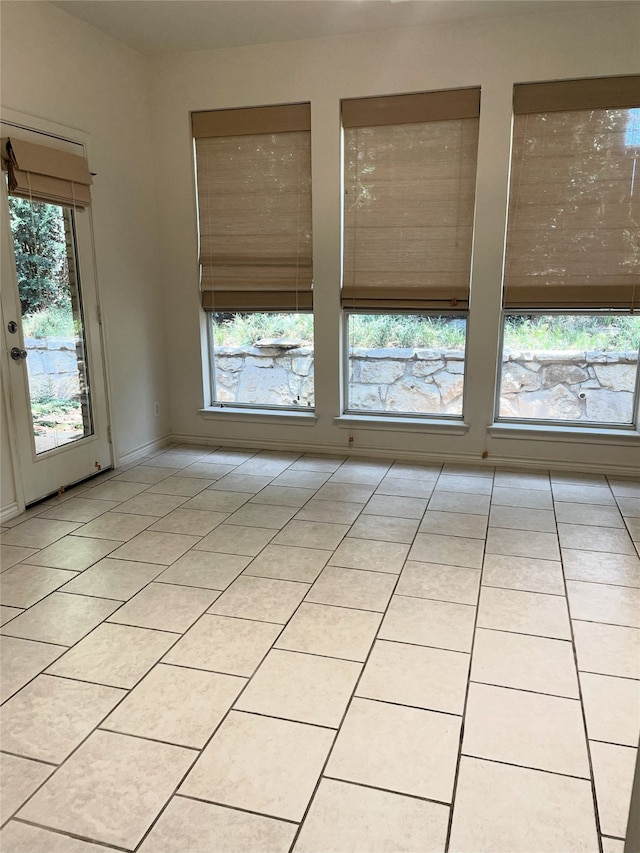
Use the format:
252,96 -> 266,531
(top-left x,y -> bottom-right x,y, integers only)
212,343 -> 637,420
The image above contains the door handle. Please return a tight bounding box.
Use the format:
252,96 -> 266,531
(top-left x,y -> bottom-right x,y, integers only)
10,347 -> 27,361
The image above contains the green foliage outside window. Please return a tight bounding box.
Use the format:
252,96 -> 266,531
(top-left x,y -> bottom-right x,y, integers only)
213,312 -> 640,352
8,196 -> 70,316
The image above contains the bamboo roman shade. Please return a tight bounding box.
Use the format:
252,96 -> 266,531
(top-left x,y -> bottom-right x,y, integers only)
342,87 -> 480,310
1,137 -> 92,208
503,76 -> 640,310
192,103 -> 313,312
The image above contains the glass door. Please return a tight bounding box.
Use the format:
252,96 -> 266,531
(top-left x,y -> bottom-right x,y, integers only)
8,197 -> 95,454
1,120 -> 111,505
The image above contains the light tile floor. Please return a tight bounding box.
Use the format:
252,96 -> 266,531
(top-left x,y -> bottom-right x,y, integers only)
1,446 -> 639,853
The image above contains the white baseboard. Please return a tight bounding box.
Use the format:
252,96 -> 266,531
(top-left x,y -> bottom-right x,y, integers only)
170,431 -> 355,458
169,431 -> 639,477
1,502 -> 20,524
116,434 -> 173,468
479,453 -> 640,478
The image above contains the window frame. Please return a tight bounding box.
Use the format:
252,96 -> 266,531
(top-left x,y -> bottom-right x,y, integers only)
497,79 -> 639,432
207,310 -> 316,413
494,308 -> 640,430
339,88 -> 480,426
342,308 -> 469,420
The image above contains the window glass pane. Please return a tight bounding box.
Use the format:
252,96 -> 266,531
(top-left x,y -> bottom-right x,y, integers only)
347,313 -> 466,416
9,197 -> 93,454
211,312 -> 314,408
499,314 -> 640,424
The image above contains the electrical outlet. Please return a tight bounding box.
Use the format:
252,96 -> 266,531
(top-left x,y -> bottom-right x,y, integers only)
154,402 -> 160,417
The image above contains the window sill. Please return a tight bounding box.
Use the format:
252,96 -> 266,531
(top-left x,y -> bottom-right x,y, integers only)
488,422 -> 640,445
199,407 -> 318,426
334,414 -> 468,435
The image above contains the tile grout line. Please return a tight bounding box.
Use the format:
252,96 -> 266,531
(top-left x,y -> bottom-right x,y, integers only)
8,816 -> 131,851
320,775 -> 453,808
443,466 -> 495,853
94,725 -> 201,753
216,707 -> 339,733
285,464 -> 444,853
173,791 -> 300,826
456,752 -> 595,782
560,475 -> 606,853
0,749 -> 58,767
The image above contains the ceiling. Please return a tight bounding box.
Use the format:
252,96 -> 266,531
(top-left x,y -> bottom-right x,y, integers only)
49,0 -> 613,56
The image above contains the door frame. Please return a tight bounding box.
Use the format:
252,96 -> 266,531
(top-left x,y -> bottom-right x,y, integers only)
0,107 -> 114,510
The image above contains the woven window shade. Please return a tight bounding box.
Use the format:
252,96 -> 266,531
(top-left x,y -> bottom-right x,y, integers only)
503,76 -> 640,310
342,88 -> 480,310
1,137 -> 92,208
193,103 -> 312,312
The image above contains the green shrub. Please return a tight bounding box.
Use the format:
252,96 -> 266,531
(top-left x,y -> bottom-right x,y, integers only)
31,395 -> 82,430
22,306 -> 78,339
31,395 -> 80,415
213,312 -> 466,349
213,313 -> 314,346
504,315 -> 640,352
348,315 -> 466,349
213,312 -> 640,353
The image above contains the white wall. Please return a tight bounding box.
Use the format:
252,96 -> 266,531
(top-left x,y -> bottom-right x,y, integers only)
150,3 -> 640,474
1,1 -> 169,514
1,2 -> 638,513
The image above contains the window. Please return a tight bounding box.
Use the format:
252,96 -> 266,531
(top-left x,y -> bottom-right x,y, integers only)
192,103 -> 313,409
346,313 -> 466,415
211,311 -> 314,408
341,88 -> 480,417
499,77 -> 640,426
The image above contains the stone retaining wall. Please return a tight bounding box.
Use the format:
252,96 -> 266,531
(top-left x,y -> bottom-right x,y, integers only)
349,347 -> 465,415
215,343 -> 638,421
500,348 -> 638,422
25,337 -> 82,400
30,338 -> 638,421
216,344 -> 315,407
